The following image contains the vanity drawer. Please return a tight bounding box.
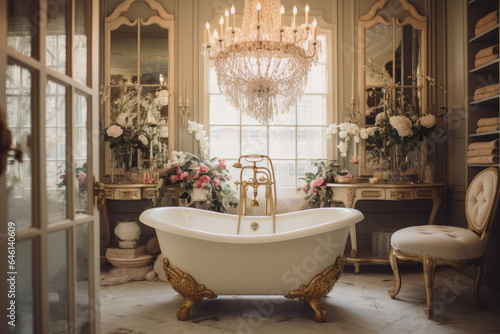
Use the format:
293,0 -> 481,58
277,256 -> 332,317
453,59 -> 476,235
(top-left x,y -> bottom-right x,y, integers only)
386,189 -> 413,201
414,188 -> 435,199
357,188 -> 385,200
113,188 -> 141,200
142,187 -> 157,200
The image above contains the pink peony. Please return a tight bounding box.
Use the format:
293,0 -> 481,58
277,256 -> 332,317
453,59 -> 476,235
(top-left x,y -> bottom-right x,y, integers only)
200,175 -> 211,184
219,158 -> 225,164
213,179 -> 220,186
217,163 -> 226,170
78,172 -> 86,187
316,177 -> 325,187
180,172 -> 189,180
302,184 -> 309,193
170,175 -> 179,183
199,164 -> 209,173
195,179 -> 204,189
226,176 -> 231,181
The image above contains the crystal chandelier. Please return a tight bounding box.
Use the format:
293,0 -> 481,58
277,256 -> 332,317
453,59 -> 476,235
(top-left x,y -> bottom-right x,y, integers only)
202,0 -> 321,124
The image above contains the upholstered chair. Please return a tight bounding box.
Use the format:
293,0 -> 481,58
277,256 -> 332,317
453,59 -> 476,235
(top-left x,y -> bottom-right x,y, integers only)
388,167 -> 500,318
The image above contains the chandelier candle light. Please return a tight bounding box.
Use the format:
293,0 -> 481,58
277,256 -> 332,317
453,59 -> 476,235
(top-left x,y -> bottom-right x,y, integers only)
202,0 -> 321,124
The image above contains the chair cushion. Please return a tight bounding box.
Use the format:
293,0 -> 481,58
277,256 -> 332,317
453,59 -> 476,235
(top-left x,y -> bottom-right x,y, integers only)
391,225 -> 485,260
467,169 -> 498,231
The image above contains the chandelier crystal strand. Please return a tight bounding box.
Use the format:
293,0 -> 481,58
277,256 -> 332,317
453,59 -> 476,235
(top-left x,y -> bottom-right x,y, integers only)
202,0 -> 321,124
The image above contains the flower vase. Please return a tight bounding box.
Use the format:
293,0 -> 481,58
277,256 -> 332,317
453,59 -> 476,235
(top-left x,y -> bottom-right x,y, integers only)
114,220 -> 141,249
191,187 -> 208,202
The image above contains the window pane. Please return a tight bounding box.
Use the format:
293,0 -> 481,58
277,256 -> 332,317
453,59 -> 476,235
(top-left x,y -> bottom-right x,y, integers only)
74,0 -> 88,85
74,94 -> 88,215
7,0 -> 37,57
209,68 -> 219,93
297,127 -> 327,159
210,95 -> 240,125
48,230 -> 68,333
297,160 -> 319,185
304,64 -> 327,94
46,0 -> 67,73
46,81 -> 67,223
76,224 -> 90,333
242,126 -> 267,155
10,240 -> 34,334
210,126 -> 240,159
269,127 -> 295,158
298,95 -> 327,125
273,160 -> 296,188
6,64 -> 33,231
270,107 -> 296,125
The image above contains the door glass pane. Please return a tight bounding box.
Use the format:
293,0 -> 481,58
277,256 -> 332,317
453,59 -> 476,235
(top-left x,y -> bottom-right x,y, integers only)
7,0 -> 37,57
74,93 -> 88,215
46,81 -> 67,223
140,24 -> 168,85
74,0 -> 88,85
48,230 -> 68,333
46,0 -> 67,73
76,224 -> 90,332
9,240 -> 34,334
6,64 -> 33,231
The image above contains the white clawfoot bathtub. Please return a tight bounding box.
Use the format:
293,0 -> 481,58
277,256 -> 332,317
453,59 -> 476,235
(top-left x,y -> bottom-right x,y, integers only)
140,206 -> 363,321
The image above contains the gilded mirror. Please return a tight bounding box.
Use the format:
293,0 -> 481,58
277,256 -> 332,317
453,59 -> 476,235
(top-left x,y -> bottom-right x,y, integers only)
358,0 -> 427,176
104,0 -> 174,175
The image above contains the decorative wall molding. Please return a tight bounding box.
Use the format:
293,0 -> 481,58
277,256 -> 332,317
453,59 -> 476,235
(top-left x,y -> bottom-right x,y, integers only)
105,0 -> 174,23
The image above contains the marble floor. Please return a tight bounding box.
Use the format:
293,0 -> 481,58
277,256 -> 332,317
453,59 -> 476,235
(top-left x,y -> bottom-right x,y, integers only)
100,265 -> 500,334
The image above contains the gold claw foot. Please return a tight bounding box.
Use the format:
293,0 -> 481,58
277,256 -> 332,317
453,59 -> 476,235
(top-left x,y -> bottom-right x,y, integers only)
285,256 -> 344,322
163,257 -> 217,320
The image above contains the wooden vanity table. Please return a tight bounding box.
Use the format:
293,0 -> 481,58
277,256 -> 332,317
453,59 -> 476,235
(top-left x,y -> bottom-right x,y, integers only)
327,182 -> 445,273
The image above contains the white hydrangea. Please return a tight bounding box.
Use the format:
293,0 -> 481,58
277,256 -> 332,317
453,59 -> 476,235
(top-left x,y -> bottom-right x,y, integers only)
375,112 -> 387,125
419,114 -> 436,128
106,125 -> 123,138
116,112 -> 135,128
138,134 -> 148,146
390,116 -> 414,138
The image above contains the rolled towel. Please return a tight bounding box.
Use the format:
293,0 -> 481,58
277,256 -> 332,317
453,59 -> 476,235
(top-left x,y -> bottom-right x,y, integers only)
474,90 -> 499,101
476,10 -> 499,30
475,45 -> 499,59
477,117 -> 499,127
476,125 -> 499,133
474,83 -> 499,96
476,19 -> 499,37
467,148 -> 499,157
467,155 -> 499,165
475,54 -> 499,68
468,139 -> 499,150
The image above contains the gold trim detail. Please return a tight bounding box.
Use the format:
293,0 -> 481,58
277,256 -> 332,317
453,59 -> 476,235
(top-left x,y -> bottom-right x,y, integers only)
163,257 -> 217,320
285,256 -> 344,322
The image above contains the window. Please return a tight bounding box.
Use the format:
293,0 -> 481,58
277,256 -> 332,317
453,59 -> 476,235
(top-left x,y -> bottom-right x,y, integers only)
208,35 -> 328,188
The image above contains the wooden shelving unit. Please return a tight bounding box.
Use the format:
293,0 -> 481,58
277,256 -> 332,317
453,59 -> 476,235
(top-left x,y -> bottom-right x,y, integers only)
467,0 -> 500,184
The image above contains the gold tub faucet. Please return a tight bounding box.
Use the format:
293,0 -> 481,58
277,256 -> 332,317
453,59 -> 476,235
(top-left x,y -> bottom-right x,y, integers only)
233,155 -> 277,234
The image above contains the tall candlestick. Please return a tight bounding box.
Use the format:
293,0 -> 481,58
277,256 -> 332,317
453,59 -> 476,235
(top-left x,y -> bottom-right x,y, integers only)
305,4 -> 309,25
257,2 -> 261,27
312,19 -> 317,40
205,21 -> 210,43
219,17 -> 224,37
280,6 -> 285,27
231,6 -> 235,31
292,6 -> 297,28
225,8 -> 229,31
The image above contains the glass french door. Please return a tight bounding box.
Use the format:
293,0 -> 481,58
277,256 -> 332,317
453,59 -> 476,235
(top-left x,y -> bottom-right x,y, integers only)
1,0 -> 100,333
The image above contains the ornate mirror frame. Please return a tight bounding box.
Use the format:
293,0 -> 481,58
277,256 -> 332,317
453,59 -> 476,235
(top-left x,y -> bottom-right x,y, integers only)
358,0 -> 427,176
103,0 -> 175,175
